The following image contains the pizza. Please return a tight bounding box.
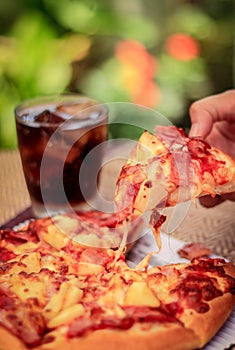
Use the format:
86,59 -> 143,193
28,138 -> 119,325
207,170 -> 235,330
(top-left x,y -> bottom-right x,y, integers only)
1,125 -> 235,349
114,125 -> 235,222
0,212 -> 235,350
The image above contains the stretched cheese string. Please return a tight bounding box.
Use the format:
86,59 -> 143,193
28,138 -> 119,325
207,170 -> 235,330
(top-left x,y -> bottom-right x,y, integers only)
111,219 -> 129,265
134,222 -> 163,271
135,252 -> 153,271
151,225 -> 162,252
119,219 -> 129,250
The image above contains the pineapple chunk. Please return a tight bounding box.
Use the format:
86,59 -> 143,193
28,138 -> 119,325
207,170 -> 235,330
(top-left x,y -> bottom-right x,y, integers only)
9,252 -> 41,274
73,233 -> 101,247
43,282 -> 69,319
10,274 -> 46,303
21,252 -> 41,273
99,275 -> 126,305
47,304 -> 85,328
124,281 -> 160,307
76,262 -> 104,275
43,280 -> 83,320
42,225 -> 69,250
63,284 -> 83,309
54,215 -> 78,233
14,241 -> 38,254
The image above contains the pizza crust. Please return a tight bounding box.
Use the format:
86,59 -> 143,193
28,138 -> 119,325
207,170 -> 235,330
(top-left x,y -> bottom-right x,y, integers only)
180,292 -> 235,348
31,322 -> 200,350
0,294 -> 233,350
0,326 -> 27,350
209,182 -> 235,196
224,262 -> 235,279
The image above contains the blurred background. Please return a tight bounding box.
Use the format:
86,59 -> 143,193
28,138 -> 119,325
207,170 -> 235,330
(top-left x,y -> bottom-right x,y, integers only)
0,0 -> 234,149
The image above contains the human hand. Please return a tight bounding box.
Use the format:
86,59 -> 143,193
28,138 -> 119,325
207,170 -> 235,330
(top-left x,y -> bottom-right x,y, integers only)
189,90 -> 235,207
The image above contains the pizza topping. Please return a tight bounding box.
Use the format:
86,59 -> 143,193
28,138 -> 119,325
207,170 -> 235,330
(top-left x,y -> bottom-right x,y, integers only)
171,278 -> 217,313
67,311 -> 134,337
186,257 -> 226,275
0,290 -> 16,310
149,211 -> 166,229
144,180 -> 153,188
0,227 -> 39,245
187,138 -> 211,158
0,247 -> 17,262
0,262 -> 15,274
47,303 -> 85,329
115,163 -> 147,220
123,306 -> 180,324
185,138 -> 228,187
7,311 -> 45,347
73,210 -> 120,228
159,302 -> 184,317
79,247 -> 114,266
154,125 -> 187,149
167,152 -> 191,189
123,281 -> 160,307
67,305 -> 179,339
178,242 -> 212,260
0,299 -> 46,347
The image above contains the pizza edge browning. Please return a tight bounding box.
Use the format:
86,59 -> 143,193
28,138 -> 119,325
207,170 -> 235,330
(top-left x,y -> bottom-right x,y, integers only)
180,292 -> 235,348
161,260 -> 235,348
0,326 -> 27,350
0,322 -> 200,350
0,292 -> 234,350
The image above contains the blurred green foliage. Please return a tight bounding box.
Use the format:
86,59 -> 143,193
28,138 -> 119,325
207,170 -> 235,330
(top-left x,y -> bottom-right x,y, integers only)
0,0 -> 233,148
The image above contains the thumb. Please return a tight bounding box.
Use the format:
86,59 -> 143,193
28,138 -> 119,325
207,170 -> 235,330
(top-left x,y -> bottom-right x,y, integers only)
189,90 -> 235,138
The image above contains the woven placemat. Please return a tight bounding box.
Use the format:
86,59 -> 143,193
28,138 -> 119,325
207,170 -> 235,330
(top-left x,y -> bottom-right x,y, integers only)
170,201 -> 235,262
0,150 -> 30,226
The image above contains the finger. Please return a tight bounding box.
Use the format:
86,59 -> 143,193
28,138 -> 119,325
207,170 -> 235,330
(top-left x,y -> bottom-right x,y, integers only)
189,90 -> 235,138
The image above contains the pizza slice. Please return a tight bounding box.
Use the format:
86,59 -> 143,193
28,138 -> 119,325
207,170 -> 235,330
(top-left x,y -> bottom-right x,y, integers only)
114,125 -> 235,222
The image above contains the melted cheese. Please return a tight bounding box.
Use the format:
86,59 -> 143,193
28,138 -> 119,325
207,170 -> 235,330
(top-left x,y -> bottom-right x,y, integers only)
9,274 -> 47,303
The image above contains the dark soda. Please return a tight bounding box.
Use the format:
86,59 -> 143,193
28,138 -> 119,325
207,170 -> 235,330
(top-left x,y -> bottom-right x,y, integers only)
15,96 -> 108,217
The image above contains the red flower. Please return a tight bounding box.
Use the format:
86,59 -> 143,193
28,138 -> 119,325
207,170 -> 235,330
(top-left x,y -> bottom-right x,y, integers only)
115,40 -> 160,107
133,80 -> 161,107
115,40 -> 156,79
165,33 -> 200,61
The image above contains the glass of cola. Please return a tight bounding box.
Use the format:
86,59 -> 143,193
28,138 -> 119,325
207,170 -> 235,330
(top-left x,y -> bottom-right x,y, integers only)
15,94 -> 108,218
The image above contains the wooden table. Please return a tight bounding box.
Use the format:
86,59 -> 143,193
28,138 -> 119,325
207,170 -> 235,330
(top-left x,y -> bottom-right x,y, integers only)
1,149 -> 235,262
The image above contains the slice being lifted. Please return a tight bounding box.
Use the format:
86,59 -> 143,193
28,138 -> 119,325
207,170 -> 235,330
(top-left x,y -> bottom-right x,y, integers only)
114,125 -> 235,222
